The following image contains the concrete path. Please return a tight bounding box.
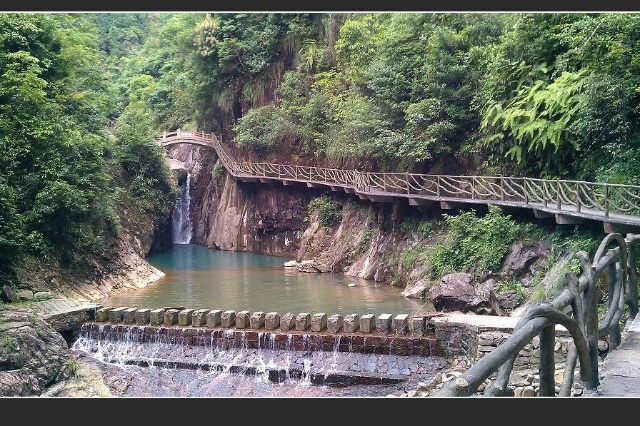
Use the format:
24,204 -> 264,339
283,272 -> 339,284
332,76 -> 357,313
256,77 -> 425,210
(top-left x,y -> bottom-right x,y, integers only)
30,297 -> 100,317
592,315 -> 640,397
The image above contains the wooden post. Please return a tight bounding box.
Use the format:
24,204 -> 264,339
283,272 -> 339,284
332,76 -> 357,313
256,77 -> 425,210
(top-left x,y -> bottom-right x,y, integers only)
538,325 -> 556,396
406,172 -> 410,194
471,177 -> 476,200
576,183 -> 581,213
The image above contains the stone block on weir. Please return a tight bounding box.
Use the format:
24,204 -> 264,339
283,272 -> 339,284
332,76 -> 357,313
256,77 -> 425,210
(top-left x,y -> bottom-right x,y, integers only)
236,310 -> 251,329
221,310 -> 236,328
393,314 -> 409,335
411,317 -> 425,336
280,312 -> 296,331
149,308 -> 165,325
192,309 -> 210,326
265,312 -> 280,330
135,308 -> 150,325
122,307 -> 137,324
377,313 -> 393,334
344,314 -> 360,333
206,310 -> 222,328
311,313 -> 327,332
164,309 -> 180,325
178,309 -> 195,326
295,313 -> 311,331
108,307 -> 129,323
327,314 -> 344,333
360,314 -> 376,333
250,311 -> 266,329
95,308 -> 110,322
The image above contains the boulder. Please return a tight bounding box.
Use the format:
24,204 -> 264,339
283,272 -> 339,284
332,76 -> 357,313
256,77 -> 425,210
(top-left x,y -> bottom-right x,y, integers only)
16,289 -> 34,301
0,285 -> 17,303
298,259 -> 324,273
498,240 -> 551,287
401,279 -> 427,299
0,307 -> 75,396
430,272 -> 502,315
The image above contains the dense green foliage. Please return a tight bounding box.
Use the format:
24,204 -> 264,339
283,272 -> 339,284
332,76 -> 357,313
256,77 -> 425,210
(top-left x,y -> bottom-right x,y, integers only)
87,12 -> 640,182
3,12 -> 640,293
400,207 -> 603,306
308,195 -> 342,227
425,206 -> 539,279
0,14 -> 176,289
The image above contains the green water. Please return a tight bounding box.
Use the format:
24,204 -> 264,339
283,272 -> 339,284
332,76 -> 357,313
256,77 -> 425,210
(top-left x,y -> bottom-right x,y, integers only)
100,244 -> 430,317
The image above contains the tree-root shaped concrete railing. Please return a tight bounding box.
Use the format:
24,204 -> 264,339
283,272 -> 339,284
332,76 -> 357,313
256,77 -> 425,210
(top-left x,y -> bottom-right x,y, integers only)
156,129 -> 640,227
431,232 -> 640,397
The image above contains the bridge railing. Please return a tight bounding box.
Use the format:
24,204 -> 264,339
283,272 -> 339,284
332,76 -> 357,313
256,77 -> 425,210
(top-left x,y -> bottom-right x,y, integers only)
155,129 -> 640,224
431,232 -> 640,397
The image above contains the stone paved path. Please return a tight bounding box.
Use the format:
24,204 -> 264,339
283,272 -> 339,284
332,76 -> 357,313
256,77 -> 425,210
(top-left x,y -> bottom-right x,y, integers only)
592,315 -> 640,397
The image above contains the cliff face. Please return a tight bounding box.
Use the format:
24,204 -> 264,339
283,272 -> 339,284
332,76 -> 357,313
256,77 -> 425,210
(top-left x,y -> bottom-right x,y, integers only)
166,144 -> 311,258
164,144 -> 427,291
7,181 -> 171,304
297,199 -> 414,285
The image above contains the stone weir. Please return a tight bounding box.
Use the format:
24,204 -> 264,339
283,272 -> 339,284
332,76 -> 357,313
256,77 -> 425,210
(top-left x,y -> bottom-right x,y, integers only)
75,306 -> 450,387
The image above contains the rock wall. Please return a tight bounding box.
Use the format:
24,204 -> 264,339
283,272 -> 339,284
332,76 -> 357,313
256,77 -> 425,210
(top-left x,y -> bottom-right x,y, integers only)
163,144 -> 555,308
166,144 -> 311,257
431,318 -> 576,372
165,144 -> 428,289
296,199 -> 414,284
0,308 -> 77,396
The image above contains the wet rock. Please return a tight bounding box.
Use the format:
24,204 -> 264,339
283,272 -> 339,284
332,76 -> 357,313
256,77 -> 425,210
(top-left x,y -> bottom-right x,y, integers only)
298,259 -> 324,273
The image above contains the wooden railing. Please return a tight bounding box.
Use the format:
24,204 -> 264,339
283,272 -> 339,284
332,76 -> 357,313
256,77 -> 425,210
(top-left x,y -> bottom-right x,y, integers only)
156,129 -> 640,226
431,232 -> 640,397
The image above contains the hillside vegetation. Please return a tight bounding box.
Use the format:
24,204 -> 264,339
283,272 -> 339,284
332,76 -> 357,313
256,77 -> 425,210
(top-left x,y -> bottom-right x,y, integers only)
1,12 -> 639,312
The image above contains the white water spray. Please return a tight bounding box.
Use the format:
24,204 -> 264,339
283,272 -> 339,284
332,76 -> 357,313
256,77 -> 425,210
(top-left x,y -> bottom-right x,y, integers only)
172,173 -> 193,244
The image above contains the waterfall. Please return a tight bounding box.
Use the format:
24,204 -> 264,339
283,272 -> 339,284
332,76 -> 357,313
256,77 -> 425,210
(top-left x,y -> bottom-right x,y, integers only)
70,323 -> 446,397
172,173 -> 193,244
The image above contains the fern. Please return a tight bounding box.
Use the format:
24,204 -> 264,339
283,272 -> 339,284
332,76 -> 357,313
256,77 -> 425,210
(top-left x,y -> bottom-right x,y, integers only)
480,68 -> 589,172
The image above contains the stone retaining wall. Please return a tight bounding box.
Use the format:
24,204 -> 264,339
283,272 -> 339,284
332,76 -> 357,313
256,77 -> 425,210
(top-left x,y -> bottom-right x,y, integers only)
431,318 -> 575,370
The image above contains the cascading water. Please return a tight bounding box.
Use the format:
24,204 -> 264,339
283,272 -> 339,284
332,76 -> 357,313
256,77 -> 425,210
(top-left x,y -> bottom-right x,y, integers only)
172,173 -> 193,244
70,323 -> 450,397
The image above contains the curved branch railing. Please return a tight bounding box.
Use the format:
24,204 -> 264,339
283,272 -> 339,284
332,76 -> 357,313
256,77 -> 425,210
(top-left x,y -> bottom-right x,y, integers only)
156,129 -> 640,227
431,232 -> 639,397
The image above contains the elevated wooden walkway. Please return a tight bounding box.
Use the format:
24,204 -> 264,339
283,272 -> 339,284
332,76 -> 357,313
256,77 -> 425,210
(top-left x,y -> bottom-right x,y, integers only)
157,129 -> 640,228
